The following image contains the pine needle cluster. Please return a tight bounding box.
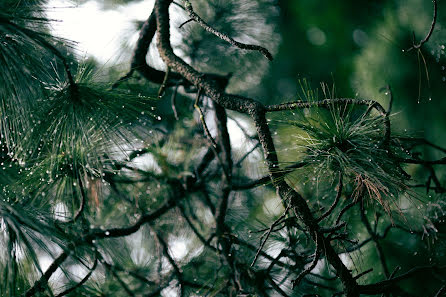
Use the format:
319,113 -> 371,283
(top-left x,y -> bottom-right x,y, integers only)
277,101 -> 408,212
0,3 -> 158,294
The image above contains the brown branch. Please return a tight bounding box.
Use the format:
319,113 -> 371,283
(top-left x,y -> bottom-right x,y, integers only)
231,236 -> 293,269
72,174 -> 87,222
158,66 -> 170,98
154,1 -> 359,295
194,89 -> 231,182
213,102 -> 233,181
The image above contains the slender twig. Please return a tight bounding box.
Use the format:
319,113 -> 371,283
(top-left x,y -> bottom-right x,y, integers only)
304,279 -> 337,292
405,0 -> 437,52
24,251 -> 70,297
321,222 -> 347,234
398,137 -> 446,154
235,142 -> 260,167
360,202 -> 390,278
72,174 -> 87,222
335,198 -> 359,225
177,203 -> 218,252
158,66 -> 170,98
267,275 -> 290,297
293,233 -> 321,288
85,195 -> 178,241
106,263 -> 135,296
4,21 -> 77,92
112,69 -> 134,89
55,256 -> 98,297
232,161 -> 307,190
317,173 -> 343,222
171,82 -> 180,120
266,98 -> 391,145
194,89 -> 217,150
398,157 -> 446,165
358,265 -> 446,295
182,0 -> 273,61
179,18 -> 193,28
194,89 -> 231,181
251,203 -> 291,267
353,268 -> 373,280
435,285 -> 446,297
379,85 -> 393,117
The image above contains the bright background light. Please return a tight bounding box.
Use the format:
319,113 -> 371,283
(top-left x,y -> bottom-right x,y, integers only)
46,0 -> 154,64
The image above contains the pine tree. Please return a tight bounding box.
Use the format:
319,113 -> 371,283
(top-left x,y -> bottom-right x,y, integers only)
1,0 -> 445,296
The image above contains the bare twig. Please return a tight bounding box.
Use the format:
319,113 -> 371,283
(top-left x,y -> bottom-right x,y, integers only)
158,66 -> 170,98
336,198 -> 359,225
182,0 -> 273,61
55,256 -> 98,297
360,202 -> 390,278
72,174 -> 87,222
405,0 -> 437,52
317,173 -> 343,222
179,18 -> 193,28
435,285 -> 446,297
24,251 -> 70,297
358,265 -> 446,295
293,233 -> 321,288
235,142 -> 260,167
171,82 -> 180,120
353,268 -> 373,280
251,203 -> 291,267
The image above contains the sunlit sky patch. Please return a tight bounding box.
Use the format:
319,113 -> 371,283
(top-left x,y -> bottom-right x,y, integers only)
46,0 -> 154,63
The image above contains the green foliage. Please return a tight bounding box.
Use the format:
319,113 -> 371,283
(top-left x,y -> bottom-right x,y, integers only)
277,103 -> 407,211
0,0 -> 445,296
